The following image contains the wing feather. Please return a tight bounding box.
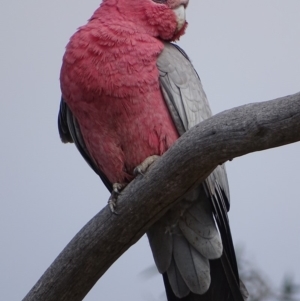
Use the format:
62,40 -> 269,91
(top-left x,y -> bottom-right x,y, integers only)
156,43 -> 245,300
58,98 -> 112,191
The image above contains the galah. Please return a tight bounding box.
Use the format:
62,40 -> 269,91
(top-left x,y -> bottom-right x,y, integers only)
58,0 -> 247,300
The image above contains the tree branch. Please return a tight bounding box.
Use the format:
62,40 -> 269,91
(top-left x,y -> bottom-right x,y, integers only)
23,92 -> 300,301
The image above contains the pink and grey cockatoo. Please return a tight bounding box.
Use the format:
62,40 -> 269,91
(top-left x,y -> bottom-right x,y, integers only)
58,0 -> 248,300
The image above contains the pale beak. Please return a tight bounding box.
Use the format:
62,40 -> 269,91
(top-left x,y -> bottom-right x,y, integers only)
172,5 -> 186,32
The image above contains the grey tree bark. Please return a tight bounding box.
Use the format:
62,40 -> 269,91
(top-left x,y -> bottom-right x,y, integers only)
23,92 -> 300,301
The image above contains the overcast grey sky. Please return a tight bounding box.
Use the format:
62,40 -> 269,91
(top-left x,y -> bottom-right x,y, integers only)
1,1 -> 300,300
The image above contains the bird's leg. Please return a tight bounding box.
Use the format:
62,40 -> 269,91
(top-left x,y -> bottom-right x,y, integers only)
133,155 -> 160,176
108,183 -> 127,214
108,156 -> 159,213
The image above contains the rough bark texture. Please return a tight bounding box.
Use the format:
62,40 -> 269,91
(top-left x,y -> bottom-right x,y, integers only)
23,92 -> 300,301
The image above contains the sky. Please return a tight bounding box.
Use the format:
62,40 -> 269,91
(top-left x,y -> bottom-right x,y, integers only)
1,1 -> 300,300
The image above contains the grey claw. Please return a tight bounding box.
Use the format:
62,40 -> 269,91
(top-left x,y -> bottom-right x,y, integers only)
133,155 -> 160,177
133,166 -> 145,176
113,183 -> 125,193
108,183 -> 127,214
108,197 -> 119,215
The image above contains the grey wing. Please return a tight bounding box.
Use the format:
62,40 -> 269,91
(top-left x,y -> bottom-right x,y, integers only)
158,43 -> 230,204
158,43 -> 212,134
148,43 -> 245,300
58,98 -> 112,192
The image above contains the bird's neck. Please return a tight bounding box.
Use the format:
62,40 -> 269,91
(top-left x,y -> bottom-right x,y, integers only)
88,0 -> 182,41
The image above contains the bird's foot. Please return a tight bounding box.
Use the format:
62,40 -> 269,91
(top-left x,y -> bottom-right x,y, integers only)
133,155 -> 160,176
108,183 -> 127,214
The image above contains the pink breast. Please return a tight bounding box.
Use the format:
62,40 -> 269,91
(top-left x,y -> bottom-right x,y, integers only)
61,23 -> 179,184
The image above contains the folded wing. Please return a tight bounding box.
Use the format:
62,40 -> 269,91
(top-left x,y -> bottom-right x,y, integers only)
148,43 -> 247,301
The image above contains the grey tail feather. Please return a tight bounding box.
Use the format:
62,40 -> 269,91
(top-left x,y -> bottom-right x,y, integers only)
163,254 -> 245,301
162,182 -> 247,301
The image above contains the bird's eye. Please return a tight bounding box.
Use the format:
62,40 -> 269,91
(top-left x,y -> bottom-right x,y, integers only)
152,0 -> 167,3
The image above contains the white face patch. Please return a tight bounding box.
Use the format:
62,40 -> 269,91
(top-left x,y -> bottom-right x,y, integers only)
172,5 -> 186,31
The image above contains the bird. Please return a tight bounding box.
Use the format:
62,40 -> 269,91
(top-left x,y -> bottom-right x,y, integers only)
58,0 -> 248,300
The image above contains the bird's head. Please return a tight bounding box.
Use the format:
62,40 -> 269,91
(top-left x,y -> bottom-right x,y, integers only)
99,0 -> 189,41
148,0 -> 189,40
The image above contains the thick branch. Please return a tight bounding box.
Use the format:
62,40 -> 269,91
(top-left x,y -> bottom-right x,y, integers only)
23,92 -> 300,301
